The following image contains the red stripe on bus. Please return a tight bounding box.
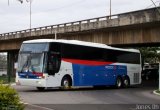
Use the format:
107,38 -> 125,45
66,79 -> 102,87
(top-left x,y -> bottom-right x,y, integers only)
32,72 -> 43,76
62,58 -> 113,66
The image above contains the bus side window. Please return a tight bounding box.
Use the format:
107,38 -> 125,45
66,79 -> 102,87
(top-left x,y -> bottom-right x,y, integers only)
47,52 -> 61,75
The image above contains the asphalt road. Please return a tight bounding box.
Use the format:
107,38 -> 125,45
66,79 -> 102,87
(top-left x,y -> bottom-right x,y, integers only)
13,80 -> 160,110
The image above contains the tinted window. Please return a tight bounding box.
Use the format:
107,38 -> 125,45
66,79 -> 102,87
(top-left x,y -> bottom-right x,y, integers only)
116,51 -> 140,64
61,44 -> 103,61
61,43 -> 140,64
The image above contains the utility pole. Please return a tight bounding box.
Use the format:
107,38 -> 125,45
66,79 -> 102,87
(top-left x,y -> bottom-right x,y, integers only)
29,0 -> 32,30
110,0 -> 111,19
16,0 -> 32,32
29,0 -> 32,36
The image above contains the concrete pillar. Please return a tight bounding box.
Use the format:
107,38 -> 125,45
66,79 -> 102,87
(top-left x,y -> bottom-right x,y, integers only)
7,51 -> 18,83
7,52 -> 12,83
159,63 -> 160,91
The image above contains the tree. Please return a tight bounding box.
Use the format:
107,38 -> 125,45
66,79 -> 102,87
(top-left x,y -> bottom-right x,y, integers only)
0,53 -> 7,71
139,47 -> 160,64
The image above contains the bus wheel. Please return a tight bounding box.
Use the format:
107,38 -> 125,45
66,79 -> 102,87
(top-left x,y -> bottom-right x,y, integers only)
61,77 -> 71,90
36,87 -> 45,91
116,77 -> 122,88
123,77 -> 130,88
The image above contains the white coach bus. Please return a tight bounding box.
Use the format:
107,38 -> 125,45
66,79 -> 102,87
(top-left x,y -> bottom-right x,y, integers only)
16,39 -> 141,90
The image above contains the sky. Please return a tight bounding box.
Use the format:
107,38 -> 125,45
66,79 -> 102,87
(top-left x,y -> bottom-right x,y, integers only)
0,0 -> 159,33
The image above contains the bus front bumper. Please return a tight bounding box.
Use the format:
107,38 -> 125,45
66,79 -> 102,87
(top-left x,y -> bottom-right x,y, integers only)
16,78 -> 46,87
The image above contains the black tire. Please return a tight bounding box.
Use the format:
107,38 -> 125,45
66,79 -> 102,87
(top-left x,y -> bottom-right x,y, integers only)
123,77 -> 130,88
36,87 -> 45,91
61,76 -> 71,90
116,77 -> 122,88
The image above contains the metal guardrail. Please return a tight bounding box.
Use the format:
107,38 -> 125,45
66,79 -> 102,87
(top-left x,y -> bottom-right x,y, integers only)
0,16 -> 114,39
0,7 -> 159,40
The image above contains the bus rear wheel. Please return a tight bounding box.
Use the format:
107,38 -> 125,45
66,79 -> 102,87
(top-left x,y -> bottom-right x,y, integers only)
116,77 -> 122,88
123,77 -> 130,88
61,76 -> 71,90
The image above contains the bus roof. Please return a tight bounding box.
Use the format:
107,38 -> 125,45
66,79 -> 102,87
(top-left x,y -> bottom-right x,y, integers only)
23,39 -> 140,53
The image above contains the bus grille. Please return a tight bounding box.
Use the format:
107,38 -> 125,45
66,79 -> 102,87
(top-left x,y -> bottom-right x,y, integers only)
133,73 -> 139,83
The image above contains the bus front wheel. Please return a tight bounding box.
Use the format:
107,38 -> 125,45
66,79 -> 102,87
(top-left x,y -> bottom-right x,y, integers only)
116,77 -> 122,88
61,76 -> 71,90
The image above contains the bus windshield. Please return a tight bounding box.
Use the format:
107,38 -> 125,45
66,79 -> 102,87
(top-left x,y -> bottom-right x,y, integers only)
18,53 -> 44,73
20,43 -> 49,52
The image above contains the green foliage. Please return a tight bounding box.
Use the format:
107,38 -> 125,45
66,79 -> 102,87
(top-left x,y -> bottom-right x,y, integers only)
0,53 -> 7,70
0,75 -> 15,84
139,47 -> 160,63
0,83 -> 24,110
155,90 -> 160,94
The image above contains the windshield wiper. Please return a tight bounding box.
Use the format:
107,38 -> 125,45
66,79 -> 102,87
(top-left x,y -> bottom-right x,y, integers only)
21,61 -> 28,72
21,55 -> 31,72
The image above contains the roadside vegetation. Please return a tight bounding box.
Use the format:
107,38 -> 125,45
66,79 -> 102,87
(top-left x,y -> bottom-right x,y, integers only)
0,53 -> 7,71
139,47 -> 160,64
0,53 -> 7,83
0,82 -> 24,110
139,47 -> 160,95
0,53 -> 15,84
0,75 -> 15,84
139,47 -> 160,81
156,90 -> 160,93
156,90 -> 160,94
0,54 -> 24,109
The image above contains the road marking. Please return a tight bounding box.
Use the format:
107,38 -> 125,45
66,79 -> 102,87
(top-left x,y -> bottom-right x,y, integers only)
25,104 -> 55,110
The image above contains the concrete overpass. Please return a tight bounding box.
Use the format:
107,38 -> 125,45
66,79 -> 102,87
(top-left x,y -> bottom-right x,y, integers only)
0,7 -> 160,78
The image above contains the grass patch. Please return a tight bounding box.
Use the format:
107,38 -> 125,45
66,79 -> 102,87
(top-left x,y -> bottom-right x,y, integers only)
0,75 -> 15,84
156,90 -> 160,94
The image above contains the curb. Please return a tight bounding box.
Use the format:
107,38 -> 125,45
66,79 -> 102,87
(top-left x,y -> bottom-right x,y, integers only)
11,83 -> 16,86
2,83 -> 16,86
153,90 -> 160,96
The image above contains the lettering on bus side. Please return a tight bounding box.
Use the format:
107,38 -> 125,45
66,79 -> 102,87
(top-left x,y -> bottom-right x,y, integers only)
118,66 -> 126,70
105,66 -> 114,69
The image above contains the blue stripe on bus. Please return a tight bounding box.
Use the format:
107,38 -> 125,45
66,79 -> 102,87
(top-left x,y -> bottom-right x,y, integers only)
18,72 -> 39,79
72,64 -> 127,86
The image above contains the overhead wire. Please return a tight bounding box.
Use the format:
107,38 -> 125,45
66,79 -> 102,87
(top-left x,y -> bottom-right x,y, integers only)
33,0 -> 87,13
0,0 -> 86,30
146,0 -> 160,8
150,0 -> 160,14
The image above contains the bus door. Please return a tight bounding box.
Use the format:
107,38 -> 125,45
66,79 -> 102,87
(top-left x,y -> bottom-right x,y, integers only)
47,52 -> 61,75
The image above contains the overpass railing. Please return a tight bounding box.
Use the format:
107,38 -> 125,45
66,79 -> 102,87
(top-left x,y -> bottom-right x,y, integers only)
0,7 -> 160,40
